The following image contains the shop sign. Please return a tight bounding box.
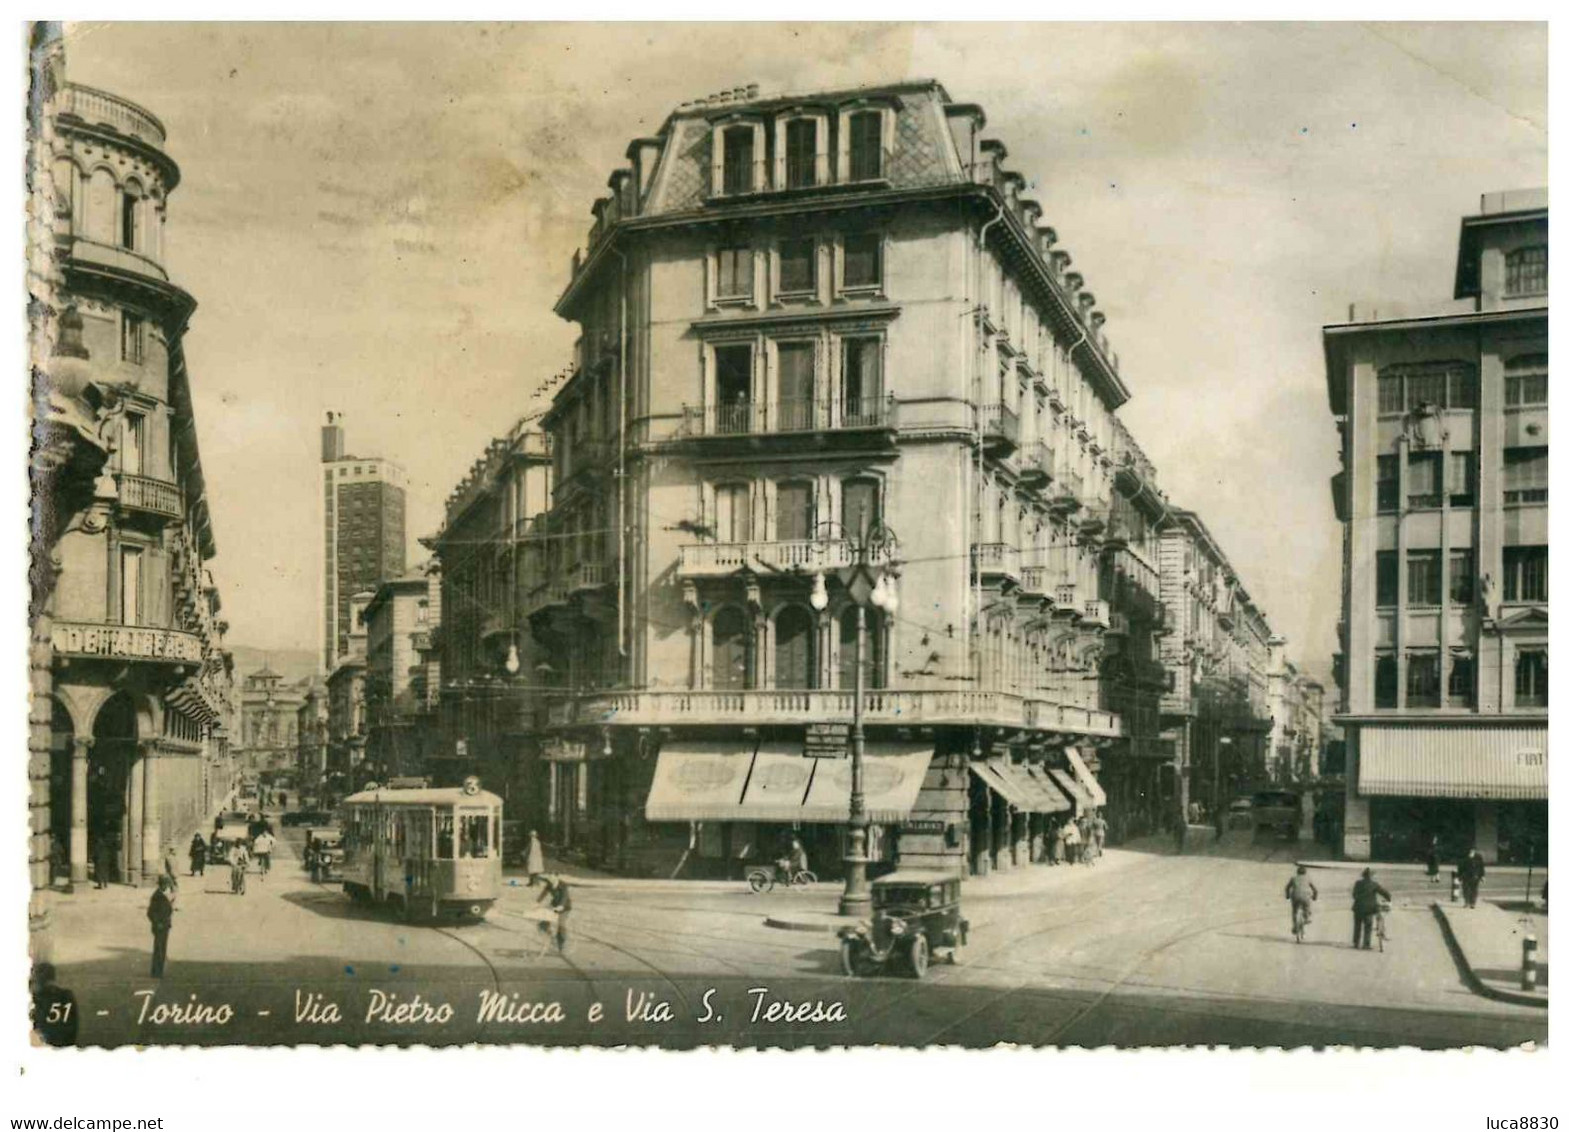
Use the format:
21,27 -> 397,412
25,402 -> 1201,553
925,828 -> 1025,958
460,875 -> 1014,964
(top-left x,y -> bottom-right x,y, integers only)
542,738 -> 587,762
804,722 -> 850,758
52,621 -> 203,663
901,819 -> 946,835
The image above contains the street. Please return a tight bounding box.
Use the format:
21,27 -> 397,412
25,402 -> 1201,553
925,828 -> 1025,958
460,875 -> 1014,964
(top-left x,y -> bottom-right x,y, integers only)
40,826 -> 1546,1049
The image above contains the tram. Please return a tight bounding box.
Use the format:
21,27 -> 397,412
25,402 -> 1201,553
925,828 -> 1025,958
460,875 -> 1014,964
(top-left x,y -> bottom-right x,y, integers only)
338,777 -> 504,923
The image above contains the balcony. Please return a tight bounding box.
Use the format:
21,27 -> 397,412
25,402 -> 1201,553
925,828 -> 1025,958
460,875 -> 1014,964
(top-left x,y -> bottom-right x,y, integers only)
114,472 -> 182,521
1019,565 -> 1056,599
1081,598 -> 1110,629
51,620 -> 204,665
680,396 -> 896,441
1017,442 -> 1055,487
1047,474 -> 1084,515
972,543 -> 1022,583
978,403 -> 1020,455
547,687 -> 1121,738
58,83 -> 167,148
679,538 -> 897,579
69,237 -> 169,283
523,579 -> 570,619
567,561 -> 612,594
1054,582 -> 1082,616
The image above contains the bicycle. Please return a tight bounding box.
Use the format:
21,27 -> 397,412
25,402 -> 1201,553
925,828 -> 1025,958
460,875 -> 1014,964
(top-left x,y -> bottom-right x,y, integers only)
746,862 -> 817,893
1291,901 -> 1311,943
1375,898 -> 1391,952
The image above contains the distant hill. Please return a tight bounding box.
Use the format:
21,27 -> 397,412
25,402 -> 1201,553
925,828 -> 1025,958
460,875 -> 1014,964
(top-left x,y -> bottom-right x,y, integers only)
227,645 -> 319,684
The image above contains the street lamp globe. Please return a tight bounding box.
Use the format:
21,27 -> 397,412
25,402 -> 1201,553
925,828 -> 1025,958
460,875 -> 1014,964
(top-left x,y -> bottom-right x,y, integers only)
808,571 -> 829,612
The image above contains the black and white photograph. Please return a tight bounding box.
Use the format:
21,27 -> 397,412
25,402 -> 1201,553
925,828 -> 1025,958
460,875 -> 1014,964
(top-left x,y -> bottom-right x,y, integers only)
20,17 -> 1550,1069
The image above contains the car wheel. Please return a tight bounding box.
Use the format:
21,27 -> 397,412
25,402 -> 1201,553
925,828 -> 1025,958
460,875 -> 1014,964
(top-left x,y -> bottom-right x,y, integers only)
840,939 -> 864,978
908,933 -> 929,979
746,870 -> 769,894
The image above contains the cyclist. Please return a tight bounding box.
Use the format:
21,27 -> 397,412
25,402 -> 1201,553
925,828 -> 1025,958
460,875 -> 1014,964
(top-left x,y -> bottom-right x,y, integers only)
1285,865 -> 1318,939
775,836 -> 809,885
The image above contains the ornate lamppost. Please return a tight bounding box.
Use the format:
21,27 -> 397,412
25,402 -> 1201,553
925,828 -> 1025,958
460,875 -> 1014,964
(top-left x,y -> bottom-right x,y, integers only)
808,521 -> 899,918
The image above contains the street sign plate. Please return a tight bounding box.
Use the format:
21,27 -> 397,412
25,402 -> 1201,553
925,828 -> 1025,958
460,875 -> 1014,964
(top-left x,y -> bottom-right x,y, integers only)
804,722 -> 850,758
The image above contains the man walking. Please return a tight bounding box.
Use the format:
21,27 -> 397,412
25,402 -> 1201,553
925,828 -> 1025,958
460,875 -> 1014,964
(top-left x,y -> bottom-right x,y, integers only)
535,874 -> 572,953
147,876 -> 176,978
253,829 -> 275,878
229,840 -> 250,895
92,835 -> 114,889
1459,847 -> 1486,908
525,829 -> 544,884
189,832 -> 207,877
1351,867 -> 1391,950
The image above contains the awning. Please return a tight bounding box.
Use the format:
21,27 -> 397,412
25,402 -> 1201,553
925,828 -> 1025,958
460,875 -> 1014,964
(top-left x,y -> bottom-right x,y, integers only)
1020,764 -> 1073,812
645,741 -> 755,821
1358,724 -> 1547,800
644,740 -> 933,824
1064,746 -> 1109,807
1047,767 -> 1095,811
970,760 -> 1070,814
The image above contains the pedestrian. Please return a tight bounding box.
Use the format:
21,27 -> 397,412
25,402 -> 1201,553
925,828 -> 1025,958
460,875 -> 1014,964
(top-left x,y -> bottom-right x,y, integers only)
1092,811 -> 1107,857
525,829 -> 544,884
1063,818 -> 1082,865
1351,867 -> 1390,950
535,874 -> 572,953
162,844 -> 181,894
189,832 -> 207,877
252,829 -> 275,878
228,840 -> 249,895
1049,819 -> 1065,865
1458,847 -> 1486,908
92,836 -> 115,889
1425,835 -> 1441,885
147,875 -> 176,978
30,963 -> 78,1047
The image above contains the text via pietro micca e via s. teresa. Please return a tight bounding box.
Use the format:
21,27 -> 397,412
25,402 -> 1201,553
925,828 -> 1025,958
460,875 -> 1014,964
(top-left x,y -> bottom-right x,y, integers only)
122,986 -> 849,1029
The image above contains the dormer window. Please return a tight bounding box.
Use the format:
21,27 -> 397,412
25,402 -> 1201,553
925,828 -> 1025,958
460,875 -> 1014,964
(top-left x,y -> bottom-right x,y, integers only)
785,119 -> 818,189
721,126 -> 756,195
1506,245 -> 1548,297
848,112 -> 884,181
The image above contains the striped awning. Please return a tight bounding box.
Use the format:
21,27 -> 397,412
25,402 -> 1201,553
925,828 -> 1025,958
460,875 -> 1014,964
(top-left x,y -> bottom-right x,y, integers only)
1357,724 -> 1547,800
1047,767 -> 1095,811
1064,746 -> 1109,807
970,760 -> 1071,814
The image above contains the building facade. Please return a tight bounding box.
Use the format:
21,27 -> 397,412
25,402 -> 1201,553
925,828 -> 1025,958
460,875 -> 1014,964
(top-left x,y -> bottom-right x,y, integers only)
1266,637 -> 1326,784
31,41 -> 236,894
362,563 -> 442,781
295,677 -> 327,800
429,420 -> 553,812
1325,189 -> 1548,864
236,665 -> 305,780
321,413 -> 407,672
324,590 -> 372,799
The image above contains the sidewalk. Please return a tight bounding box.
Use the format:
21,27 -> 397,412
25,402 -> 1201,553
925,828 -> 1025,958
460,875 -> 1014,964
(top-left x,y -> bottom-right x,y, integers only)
1433,899 -> 1549,1009
1302,858 -> 1549,879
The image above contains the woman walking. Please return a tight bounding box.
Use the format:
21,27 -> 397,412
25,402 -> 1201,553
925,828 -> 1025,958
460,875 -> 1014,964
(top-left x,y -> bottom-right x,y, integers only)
189,832 -> 207,877
1424,835 -> 1441,885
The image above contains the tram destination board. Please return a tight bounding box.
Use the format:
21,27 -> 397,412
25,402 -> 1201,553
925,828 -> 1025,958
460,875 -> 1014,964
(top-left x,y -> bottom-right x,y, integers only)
804,722 -> 850,757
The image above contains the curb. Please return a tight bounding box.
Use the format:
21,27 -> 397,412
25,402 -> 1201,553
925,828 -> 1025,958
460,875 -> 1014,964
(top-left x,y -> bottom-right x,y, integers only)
763,913 -> 861,934
1430,902 -> 1548,1010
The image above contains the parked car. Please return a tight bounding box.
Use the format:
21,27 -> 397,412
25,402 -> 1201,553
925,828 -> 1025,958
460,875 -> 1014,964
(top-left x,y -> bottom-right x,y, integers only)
838,871 -> 968,979
304,827 -> 344,880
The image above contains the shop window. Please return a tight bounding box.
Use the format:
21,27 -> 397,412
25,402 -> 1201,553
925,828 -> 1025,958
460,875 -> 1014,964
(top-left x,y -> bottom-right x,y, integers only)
1514,649 -> 1548,708
774,605 -> 817,690
1503,545 -> 1548,603
779,238 -> 815,295
1376,455 -> 1399,513
712,606 -> 754,691
843,232 -> 882,291
1505,246 -> 1548,296
1449,549 -> 1474,605
1405,651 -> 1440,708
1503,446 -> 1548,504
1375,552 -> 1398,607
716,246 -> 751,300
1406,452 -> 1442,509
1374,652 -> 1398,709
1448,651 -> 1475,707
1505,355 -> 1548,407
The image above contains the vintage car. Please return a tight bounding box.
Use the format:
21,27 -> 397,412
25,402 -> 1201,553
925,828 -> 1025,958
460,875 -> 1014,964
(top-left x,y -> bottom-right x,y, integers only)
838,870 -> 968,979
304,827 -> 344,880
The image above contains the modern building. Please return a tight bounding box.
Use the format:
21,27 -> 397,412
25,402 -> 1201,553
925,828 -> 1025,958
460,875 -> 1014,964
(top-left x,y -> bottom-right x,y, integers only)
525,79 -> 1178,879
362,562 -> 442,781
1324,188 -> 1548,864
427,418 -> 553,811
30,31 -> 237,897
236,664 -> 305,780
321,413 -> 407,672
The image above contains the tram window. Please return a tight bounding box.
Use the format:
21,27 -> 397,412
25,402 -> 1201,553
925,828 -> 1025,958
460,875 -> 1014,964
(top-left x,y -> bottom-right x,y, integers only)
460,814 -> 491,859
436,815 -> 455,859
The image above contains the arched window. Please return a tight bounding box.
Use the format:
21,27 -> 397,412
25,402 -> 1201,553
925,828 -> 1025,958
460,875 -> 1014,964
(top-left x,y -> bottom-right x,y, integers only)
120,183 -> 143,251
774,605 -> 817,690
838,606 -> 885,690
712,606 -> 753,691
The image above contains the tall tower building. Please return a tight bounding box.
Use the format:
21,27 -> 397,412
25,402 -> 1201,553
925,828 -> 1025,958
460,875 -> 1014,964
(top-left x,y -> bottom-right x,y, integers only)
321,412 -> 407,672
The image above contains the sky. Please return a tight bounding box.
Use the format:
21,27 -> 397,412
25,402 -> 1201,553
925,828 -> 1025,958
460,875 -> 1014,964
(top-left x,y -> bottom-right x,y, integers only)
61,21 -> 1547,681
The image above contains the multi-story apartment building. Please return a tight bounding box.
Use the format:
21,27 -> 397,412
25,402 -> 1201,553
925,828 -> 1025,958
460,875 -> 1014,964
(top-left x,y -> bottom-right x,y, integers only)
324,590 -> 372,798
236,664 -> 304,779
1158,510 -> 1278,821
526,80 -> 1168,878
429,419 -> 553,812
1325,189 -> 1548,864
321,413 -> 407,672
30,37 -> 235,895
362,563 -> 442,781
295,677 -> 327,799
1266,638 -> 1326,784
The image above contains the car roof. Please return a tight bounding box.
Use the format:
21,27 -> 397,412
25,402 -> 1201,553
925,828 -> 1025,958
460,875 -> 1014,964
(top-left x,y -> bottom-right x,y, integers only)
872,870 -> 962,886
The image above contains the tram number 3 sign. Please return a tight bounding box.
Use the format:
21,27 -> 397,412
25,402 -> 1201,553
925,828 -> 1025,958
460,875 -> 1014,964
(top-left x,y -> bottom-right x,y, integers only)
804,723 -> 851,758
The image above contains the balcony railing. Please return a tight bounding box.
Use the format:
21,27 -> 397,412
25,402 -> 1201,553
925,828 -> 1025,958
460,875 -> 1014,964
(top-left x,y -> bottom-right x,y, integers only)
1019,565 -> 1055,597
679,539 -> 898,578
69,237 -> 169,283
547,687 -> 1121,737
1054,582 -> 1082,614
1017,442 -> 1055,485
1081,598 -> 1109,628
681,396 -> 896,439
972,543 -> 1022,581
978,403 -> 1020,451
58,83 -> 167,148
568,561 -> 611,593
114,472 -> 182,520
524,579 -> 570,618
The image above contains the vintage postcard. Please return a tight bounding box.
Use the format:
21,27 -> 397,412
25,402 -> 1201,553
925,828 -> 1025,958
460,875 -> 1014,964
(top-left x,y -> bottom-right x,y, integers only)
22,20 -> 1548,1056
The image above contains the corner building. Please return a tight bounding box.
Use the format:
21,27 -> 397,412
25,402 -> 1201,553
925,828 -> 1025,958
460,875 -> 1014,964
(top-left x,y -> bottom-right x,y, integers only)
529,80 -> 1182,878
1325,190 -> 1548,864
